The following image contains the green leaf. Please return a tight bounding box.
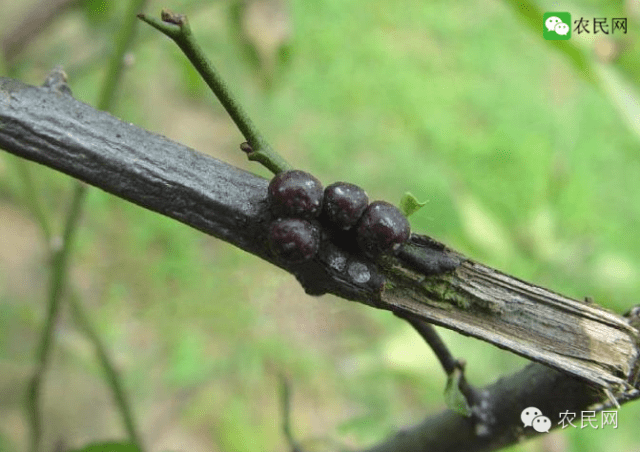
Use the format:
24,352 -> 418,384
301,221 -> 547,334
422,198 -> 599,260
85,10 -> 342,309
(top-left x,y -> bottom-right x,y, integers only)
399,192 -> 427,217
444,368 -> 471,416
67,441 -> 141,452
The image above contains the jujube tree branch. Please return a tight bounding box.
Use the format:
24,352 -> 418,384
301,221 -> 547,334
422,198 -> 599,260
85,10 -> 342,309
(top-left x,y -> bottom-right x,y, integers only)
1,76 -> 639,452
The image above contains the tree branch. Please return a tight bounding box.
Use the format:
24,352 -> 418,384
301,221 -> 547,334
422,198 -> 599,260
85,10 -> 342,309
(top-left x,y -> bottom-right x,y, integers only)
1,0 -> 81,64
1,76 -> 639,450
363,362 -> 606,452
383,238 -> 639,392
395,312 -> 479,414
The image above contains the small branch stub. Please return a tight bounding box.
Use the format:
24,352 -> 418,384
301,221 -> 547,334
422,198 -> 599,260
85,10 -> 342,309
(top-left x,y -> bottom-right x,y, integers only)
240,141 -> 253,154
160,9 -> 186,26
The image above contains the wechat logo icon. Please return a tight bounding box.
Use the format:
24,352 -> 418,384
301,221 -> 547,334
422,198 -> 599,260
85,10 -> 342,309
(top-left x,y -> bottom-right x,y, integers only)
543,12 -> 571,40
521,407 -> 552,433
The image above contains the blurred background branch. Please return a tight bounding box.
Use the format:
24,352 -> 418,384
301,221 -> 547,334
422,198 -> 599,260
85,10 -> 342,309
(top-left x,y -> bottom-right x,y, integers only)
1,0 -> 82,65
3,0 -> 147,450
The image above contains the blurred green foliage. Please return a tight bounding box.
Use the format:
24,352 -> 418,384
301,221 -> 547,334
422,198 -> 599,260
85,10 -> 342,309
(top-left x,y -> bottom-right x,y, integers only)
67,442 -> 140,452
0,0 -> 639,451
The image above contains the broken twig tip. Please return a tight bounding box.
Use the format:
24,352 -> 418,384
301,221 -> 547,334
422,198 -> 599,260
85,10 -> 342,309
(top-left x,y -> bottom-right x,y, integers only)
161,9 -> 187,26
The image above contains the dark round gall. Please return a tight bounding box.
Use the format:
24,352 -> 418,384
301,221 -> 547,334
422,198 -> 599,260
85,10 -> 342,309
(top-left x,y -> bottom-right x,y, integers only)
268,218 -> 321,263
268,170 -> 323,219
323,182 -> 369,230
356,201 -> 410,256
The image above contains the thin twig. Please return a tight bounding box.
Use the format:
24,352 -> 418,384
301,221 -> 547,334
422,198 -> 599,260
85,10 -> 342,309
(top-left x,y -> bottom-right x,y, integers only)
137,10 -> 293,175
90,2 -> 149,448
395,312 -> 479,407
68,291 -> 142,448
27,181 -> 87,452
396,312 -> 457,374
24,1 -> 147,449
279,375 -> 303,452
97,0 -> 148,112
1,0 -> 81,64
14,158 -> 52,243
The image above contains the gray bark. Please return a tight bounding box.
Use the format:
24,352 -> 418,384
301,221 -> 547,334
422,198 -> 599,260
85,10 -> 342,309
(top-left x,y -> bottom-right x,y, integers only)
1,76 -> 639,451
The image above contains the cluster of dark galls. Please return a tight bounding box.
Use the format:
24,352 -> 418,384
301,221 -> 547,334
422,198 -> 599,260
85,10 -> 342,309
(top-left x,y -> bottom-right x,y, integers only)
267,170 -> 411,264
